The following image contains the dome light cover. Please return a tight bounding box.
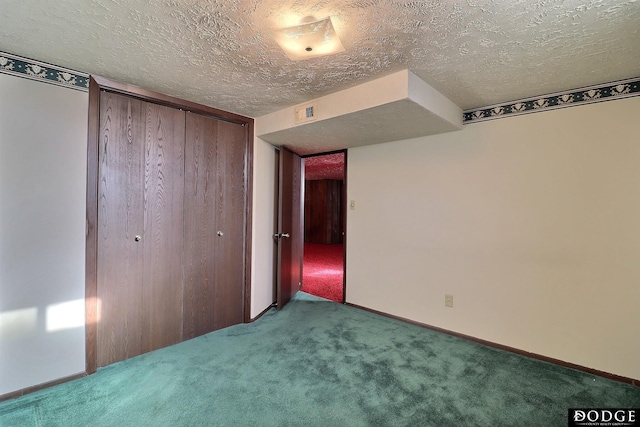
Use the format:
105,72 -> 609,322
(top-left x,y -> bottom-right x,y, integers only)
273,16 -> 345,61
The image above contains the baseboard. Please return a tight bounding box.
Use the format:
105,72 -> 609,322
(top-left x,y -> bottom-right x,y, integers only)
0,372 -> 87,403
345,302 -> 639,387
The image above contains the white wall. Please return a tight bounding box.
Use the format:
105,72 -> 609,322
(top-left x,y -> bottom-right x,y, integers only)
0,74 -> 88,395
346,96 -> 640,380
250,138 -> 276,318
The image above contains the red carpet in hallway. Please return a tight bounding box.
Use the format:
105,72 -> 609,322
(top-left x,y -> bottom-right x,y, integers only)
302,243 -> 344,303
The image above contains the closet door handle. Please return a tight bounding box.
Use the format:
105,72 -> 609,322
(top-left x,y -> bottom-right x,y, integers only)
134,235 -> 142,242
281,233 -> 290,238
217,231 -> 224,237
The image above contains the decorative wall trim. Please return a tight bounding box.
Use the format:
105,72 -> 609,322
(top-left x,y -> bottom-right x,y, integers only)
463,77 -> 640,124
2,50 -> 638,119
0,51 -> 88,92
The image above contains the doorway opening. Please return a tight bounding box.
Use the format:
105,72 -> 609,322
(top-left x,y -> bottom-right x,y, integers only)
301,151 -> 346,303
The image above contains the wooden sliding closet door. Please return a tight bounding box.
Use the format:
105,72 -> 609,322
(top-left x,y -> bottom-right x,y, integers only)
212,118 -> 247,329
183,112 -> 246,338
87,76 -> 254,373
97,91 -> 185,367
141,98 -> 185,354
97,92 -> 144,367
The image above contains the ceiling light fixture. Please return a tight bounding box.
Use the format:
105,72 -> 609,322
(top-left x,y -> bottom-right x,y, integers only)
273,16 -> 345,61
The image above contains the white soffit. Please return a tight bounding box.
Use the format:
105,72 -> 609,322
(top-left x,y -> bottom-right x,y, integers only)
256,70 -> 462,155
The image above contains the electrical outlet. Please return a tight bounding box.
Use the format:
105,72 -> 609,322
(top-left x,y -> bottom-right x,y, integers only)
445,294 -> 454,308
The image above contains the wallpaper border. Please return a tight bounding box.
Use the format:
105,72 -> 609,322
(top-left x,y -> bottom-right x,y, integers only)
463,77 -> 640,124
0,51 -> 89,92
1,50 -> 638,116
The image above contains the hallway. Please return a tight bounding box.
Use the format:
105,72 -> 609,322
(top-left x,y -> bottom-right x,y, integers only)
301,243 -> 343,303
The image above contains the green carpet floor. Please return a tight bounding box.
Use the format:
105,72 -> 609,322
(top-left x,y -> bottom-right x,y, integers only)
1,292 -> 638,426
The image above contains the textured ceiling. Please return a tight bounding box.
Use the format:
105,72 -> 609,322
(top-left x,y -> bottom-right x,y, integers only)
1,0 -> 638,119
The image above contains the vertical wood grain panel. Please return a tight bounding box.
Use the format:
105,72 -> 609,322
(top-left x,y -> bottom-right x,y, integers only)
304,179 -> 343,244
141,103 -> 185,353
184,113 -> 246,334
183,112 -> 218,338
329,180 -> 343,242
85,78 -> 101,374
213,119 -> 247,329
97,92 -> 145,367
277,148 -> 303,309
293,154 -> 304,295
243,120 -> 254,323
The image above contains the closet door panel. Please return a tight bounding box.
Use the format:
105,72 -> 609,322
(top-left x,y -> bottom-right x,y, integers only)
183,112 -> 218,339
89,77 -> 253,371
213,120 -> 246,329
97,92 -> 145,367
304,180 -> 343,244
141,102 -> 186,353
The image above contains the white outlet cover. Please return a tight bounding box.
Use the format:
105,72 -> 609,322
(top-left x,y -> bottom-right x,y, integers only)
445,294 -> 454,308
